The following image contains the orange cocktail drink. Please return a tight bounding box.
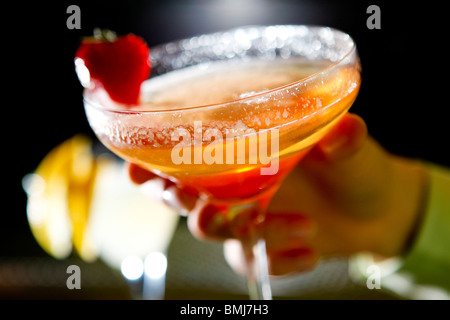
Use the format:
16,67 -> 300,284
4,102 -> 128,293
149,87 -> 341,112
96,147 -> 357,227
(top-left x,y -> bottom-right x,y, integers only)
84,26 -> 361,299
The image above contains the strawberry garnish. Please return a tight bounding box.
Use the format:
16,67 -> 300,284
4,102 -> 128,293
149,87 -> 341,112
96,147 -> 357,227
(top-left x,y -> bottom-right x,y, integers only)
75,29 -> 151,105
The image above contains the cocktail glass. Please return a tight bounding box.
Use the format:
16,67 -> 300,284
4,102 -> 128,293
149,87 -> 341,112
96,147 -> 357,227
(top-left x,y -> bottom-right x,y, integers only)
82,25 -> 361,299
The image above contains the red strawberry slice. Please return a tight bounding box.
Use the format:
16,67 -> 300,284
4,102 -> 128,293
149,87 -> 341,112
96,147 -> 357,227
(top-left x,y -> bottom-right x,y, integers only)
75,30 -> 151,105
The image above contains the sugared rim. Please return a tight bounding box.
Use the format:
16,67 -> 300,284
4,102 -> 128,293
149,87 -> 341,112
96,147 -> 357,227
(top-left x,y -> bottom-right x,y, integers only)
83,25 -> 357,115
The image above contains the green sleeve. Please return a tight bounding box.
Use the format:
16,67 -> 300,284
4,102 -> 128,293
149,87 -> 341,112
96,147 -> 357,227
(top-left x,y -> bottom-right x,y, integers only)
349,163 -> 450,299
397,164 -> 450,292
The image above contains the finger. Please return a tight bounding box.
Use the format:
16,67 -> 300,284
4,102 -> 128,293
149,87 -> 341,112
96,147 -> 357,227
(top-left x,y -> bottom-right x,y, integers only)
187,201 -> 233,241
188,202 -> 260,242
263,212 -> 316,252
128,162 -> 199,215
267,247 -> 318,276
189,207 -> 315,247
188,201 -> 267,242
304,113 -> 367,163
127,162 -> 158,184
162,184 -> 198,216
223,239 -> 318,276
223,239 -> 247,275
263,213 -> 317,276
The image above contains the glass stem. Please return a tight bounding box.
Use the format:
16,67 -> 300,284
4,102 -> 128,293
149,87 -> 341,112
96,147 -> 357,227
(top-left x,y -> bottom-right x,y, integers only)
204,184 -> 278,300
225,186 -> 278,300
246,238 -> 272,300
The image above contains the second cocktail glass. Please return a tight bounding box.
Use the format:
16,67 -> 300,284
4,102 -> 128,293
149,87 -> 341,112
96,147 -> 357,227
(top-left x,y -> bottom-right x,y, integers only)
83,25 -> 361,299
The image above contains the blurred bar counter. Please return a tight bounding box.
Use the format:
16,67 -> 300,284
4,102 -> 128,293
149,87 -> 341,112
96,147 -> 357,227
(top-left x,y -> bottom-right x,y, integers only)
0,218 -> 398,300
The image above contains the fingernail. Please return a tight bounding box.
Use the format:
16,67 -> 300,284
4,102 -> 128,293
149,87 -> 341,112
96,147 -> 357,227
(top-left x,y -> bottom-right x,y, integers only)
318,114 -> 367,161
320,134 -> 348,157
278,247 -> 313,258
128,163 -> 157,184
199,203 -> 233,239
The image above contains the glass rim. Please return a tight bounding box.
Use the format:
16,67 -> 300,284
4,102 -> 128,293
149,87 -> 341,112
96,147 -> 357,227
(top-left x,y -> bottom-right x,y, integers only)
83,25 -> 357,115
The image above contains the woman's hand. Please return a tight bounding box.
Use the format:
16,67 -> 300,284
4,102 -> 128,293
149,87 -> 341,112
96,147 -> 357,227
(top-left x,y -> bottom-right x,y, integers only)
128,113 -> 428,276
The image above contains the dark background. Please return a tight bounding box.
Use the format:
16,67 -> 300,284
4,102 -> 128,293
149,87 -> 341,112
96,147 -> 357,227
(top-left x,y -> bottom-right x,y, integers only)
3,0 -> 448,261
